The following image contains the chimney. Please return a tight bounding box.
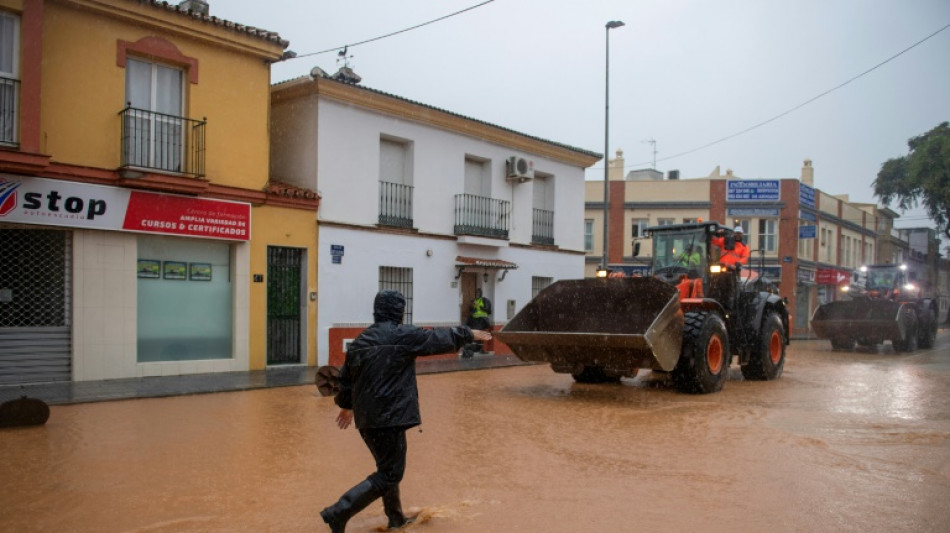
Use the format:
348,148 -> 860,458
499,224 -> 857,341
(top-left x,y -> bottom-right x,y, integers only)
179,0 -> 209,15
725,168 -> 734,178
608,148 -> 625,181
801,159 -> 814,186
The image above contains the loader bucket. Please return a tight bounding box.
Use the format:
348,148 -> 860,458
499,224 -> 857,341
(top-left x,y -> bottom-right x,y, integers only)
495,277 -> 684,374
810,299 -> 907,344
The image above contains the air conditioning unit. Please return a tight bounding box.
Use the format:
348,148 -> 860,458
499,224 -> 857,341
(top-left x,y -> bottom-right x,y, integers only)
506,156 -> 534,183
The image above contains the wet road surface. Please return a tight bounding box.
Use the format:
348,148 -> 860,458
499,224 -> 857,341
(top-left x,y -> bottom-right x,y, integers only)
2,333 -> 949,532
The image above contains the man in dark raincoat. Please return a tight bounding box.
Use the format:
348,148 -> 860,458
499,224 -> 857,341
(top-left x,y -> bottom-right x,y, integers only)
320,290 -> 491,532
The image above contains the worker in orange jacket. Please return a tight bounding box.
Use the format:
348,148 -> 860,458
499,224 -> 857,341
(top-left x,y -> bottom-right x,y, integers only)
712,226 -> 750,268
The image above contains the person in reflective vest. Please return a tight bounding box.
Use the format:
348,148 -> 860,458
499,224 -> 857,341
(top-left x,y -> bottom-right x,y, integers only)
712,226 -> 750,268
463,289 -> 492,357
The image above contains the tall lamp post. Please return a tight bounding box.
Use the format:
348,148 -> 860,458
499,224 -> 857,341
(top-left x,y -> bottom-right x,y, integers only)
599,20 -> 625,277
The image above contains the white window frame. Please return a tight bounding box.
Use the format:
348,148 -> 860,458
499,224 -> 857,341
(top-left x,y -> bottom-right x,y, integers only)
758,219 -> 777,253
584,219 -> 594,252
0,12 -> 20,145
125,57 -> 185,171
631,218 -> 649,239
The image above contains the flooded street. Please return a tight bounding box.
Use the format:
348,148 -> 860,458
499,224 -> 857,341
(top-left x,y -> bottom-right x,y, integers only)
2,334 -> 949,532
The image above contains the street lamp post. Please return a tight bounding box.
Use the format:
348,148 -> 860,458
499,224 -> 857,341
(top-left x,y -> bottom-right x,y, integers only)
601,20 -> 624,277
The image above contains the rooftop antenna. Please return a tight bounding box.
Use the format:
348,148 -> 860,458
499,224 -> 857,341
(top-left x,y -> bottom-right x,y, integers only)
642,138 -> 657,169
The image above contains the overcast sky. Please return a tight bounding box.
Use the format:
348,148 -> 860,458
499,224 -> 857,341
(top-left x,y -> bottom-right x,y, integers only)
214,0 -> 949,229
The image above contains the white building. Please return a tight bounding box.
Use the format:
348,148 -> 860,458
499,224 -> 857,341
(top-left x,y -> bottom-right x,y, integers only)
270,73 -> 600,366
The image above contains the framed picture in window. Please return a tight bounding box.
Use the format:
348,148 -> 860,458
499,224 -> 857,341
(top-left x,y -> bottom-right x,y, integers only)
163,261 -> 187,280
137,259 -> 161,279
189,262 -> 212,281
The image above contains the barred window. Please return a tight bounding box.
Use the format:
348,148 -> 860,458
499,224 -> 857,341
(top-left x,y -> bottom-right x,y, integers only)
532,276 -> 553,299
379,266 -> 413,324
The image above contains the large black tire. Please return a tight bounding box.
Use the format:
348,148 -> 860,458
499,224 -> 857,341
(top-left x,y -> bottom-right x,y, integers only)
672,312 -> 729,394
571,365 -> 619,384
742,312 -> 786,381
892,310 -> 918,353
830,337 -> 855,351
917,308 -> 937,349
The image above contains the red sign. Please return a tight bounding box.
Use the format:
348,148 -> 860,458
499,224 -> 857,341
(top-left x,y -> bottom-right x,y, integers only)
123,191 -> 250,241
0,175 -> 250,241
816,268 -> 850,285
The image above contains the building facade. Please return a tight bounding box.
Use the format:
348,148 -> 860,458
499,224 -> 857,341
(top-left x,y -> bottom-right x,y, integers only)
270,73 -> 600,366
583,154 -> 904,338
0,0 -> 319,384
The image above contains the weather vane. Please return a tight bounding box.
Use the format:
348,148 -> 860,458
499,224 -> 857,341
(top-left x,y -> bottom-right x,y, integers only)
336,45 -> 354,69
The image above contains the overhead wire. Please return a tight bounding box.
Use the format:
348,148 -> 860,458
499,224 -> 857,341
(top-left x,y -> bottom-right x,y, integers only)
618,21 -> 950,170
288,0 -> 495,60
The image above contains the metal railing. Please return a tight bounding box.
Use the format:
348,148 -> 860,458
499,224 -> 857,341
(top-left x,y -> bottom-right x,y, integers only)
454,193 -> 509,239
119,105 -> 206,177
0,76 -> 19,146
378,181 -> 413,228
532,208 -> 554,245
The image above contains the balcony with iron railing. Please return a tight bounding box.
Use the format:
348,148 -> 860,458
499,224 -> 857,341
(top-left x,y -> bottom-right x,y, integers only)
378,180 -> 413,228
0,76 -> 19,146
119,105 -> 206,177
454,193 -> 509,239
532,208 -> 554,245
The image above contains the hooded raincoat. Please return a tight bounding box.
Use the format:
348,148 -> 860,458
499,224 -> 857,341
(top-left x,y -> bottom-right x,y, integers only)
335,290 -> 473,430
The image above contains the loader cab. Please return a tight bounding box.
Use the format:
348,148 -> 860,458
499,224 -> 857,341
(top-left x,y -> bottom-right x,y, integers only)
649,225 -> 710,284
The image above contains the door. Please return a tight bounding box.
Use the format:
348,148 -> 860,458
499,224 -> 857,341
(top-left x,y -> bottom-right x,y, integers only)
460,272 -> 476,324
266,246 -> 305,365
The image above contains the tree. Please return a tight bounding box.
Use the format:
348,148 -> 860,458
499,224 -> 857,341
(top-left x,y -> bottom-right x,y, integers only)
873,121 -> 950,241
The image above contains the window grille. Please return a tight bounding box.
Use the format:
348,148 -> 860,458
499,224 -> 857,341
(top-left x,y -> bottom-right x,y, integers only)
0,228 -> 71,327
532,276 -> 553,299
379,266 -> 413,324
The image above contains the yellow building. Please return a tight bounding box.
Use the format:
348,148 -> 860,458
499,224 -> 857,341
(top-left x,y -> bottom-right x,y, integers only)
0,0 -> 318,384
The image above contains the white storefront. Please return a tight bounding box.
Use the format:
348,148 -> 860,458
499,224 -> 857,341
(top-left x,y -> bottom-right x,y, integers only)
0,175 -> 251,383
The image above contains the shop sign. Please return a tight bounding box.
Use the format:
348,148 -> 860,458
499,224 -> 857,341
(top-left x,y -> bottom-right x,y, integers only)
727,180 -> 780,201
797,268 -> 815,283
799,225 -> 816,239
728,207 -> 780,217
0,175 -> 250,241
799,210 -> 817,222
816,268 -> 850,285
799,183 -> 815,208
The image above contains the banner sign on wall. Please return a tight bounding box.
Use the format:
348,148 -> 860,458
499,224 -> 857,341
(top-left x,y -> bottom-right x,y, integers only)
816,268 -> 851,285
0,175 -> 250,241
799,183 -> 815,208
727,180 -> 780,202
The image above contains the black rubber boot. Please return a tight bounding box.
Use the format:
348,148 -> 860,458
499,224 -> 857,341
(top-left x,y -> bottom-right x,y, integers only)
383,486 -> 415,529
320,480 -> 381,533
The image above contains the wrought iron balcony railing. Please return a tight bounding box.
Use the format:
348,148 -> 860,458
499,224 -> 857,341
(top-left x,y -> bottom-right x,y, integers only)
0,76 -> 19,146
532,208 -> 554,245
378,180 -> 413,228
454,193 -> 509,239
119,105 -> 205,177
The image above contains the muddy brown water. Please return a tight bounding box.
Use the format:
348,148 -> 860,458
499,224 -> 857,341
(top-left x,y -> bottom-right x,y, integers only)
2,337 -> 949,532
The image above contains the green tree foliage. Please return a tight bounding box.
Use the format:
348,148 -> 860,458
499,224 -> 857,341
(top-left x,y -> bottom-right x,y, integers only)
874,122 -> 950,239
873,121 -> 950,241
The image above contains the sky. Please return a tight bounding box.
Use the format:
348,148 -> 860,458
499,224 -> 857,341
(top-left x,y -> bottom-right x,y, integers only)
213,0 -> 950,230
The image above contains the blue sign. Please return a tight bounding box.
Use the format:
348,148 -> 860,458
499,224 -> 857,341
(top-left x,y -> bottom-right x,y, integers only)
799,183 -> 815,208
799,225 -> 816,239
727,180 -> 780,202
331,255 -> 342,264
799,210 -> 817,222
729,208 -> 780,217
330,244 -> 344,256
